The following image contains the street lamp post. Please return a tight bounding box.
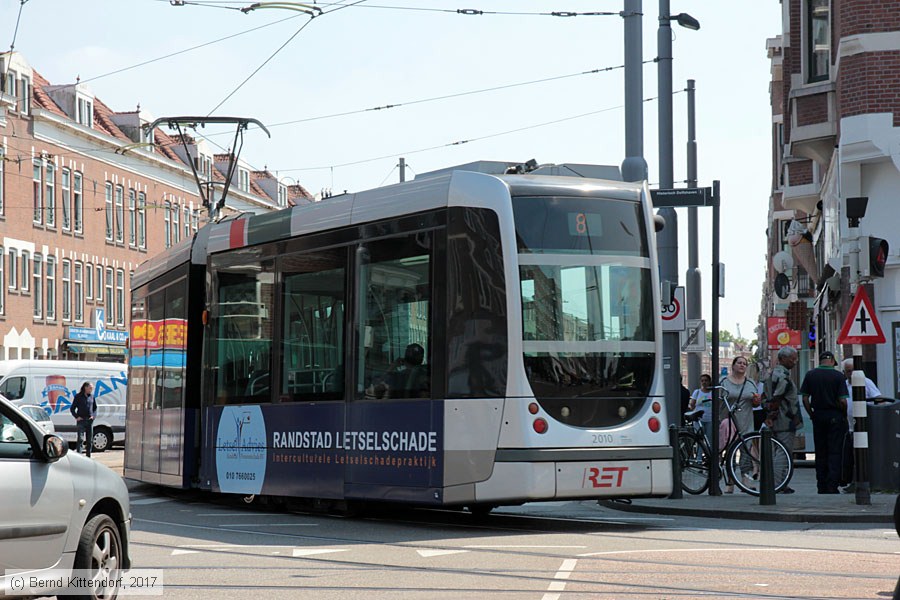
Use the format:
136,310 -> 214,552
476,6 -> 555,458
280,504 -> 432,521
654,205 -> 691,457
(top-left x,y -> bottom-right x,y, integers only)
621,0 -> 648,183
657,0 -> 700,429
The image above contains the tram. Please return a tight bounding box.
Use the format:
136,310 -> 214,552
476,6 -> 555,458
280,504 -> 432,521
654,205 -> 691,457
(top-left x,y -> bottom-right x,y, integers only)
124,164 -> 673,509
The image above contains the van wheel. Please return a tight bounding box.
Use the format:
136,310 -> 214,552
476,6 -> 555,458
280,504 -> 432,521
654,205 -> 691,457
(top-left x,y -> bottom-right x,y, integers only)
72,514 -> 122,600
92,428 -> 112,453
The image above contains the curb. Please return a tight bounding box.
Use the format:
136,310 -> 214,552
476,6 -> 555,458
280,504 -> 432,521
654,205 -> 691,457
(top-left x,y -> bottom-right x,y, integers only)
598,500 -> 894,524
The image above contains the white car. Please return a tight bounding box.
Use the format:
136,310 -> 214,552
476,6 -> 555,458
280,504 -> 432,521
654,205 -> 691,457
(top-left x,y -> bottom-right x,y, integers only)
18,404 -> 55,434
0,395 -> 131,599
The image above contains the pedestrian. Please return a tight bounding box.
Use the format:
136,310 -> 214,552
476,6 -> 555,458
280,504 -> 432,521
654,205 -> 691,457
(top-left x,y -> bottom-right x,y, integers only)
719,356 -> 759,493
840,358 -> 881,425
680,375 -> 691,427
688,373 -> 713,443
800,350 -> 849,494
70,382 -> 96,457
763,346 -> 801,494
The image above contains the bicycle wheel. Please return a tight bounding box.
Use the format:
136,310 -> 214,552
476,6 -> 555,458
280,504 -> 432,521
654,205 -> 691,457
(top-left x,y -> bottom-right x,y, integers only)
726,433 -> 793,496
678,430 -> 710,495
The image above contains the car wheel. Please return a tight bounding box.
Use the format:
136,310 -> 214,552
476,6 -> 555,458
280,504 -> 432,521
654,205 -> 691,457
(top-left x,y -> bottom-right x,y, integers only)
72,514 -> 122,600
92,428 -> 112,453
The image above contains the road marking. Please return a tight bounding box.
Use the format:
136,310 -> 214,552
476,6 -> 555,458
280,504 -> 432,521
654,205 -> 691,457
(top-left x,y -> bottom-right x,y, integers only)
194,513 -> 284,517
220,523 -> 318,527
292,549 -> 348,557
579,547 -> 825,557
171,549 -> 200,555
542,558 -> 577,600
131,497 -> 174,505
466,545 -> 586,549
416,549 -> 468,557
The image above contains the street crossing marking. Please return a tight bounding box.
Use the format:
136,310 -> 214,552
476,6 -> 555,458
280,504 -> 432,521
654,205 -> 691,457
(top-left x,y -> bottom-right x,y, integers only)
416,549 -> 468,557
292,549 -> 348,557
542,559 -> 578,600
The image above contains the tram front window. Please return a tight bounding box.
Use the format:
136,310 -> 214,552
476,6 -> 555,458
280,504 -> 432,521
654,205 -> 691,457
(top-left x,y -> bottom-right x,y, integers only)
514,194 -> 656,427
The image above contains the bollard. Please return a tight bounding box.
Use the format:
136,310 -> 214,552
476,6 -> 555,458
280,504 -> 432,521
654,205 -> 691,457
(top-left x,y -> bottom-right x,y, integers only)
759,427 -> 776,505
669,424 -> 683,499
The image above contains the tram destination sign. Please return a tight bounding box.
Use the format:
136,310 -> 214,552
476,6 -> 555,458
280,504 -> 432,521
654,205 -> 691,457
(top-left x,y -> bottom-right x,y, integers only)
650,187 -> 715,208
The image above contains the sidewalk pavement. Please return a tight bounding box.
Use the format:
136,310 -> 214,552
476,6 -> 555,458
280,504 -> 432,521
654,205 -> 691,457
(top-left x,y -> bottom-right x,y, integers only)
600,465 -> 898,524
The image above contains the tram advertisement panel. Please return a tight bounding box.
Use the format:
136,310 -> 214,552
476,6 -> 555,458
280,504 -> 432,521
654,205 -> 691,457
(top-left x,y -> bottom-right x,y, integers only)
205,401 -> 443,500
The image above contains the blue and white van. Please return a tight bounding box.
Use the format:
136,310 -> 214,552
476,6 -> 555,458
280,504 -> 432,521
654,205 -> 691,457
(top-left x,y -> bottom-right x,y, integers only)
0,360 -> 127,452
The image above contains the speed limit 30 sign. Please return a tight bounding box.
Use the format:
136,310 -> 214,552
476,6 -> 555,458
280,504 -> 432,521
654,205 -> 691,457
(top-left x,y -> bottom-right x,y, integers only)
661,286 -> 686,332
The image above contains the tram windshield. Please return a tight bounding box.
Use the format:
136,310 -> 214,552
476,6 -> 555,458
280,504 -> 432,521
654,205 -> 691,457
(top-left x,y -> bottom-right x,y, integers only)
514,195 -> 656,427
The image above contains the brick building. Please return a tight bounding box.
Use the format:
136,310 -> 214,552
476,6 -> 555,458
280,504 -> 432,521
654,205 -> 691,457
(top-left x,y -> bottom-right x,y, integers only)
761,1 -> 900,394
0,51 -> 312,362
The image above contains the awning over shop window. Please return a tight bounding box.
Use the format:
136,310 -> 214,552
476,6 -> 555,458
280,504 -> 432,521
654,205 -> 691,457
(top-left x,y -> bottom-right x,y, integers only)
67,343 -> 128,356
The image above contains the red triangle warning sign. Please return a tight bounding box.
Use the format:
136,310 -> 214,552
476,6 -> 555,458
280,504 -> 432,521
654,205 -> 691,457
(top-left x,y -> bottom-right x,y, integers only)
836,287 -> 885,344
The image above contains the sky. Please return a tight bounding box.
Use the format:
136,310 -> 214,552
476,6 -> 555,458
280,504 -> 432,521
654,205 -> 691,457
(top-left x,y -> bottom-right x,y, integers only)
1,0 -> 781,343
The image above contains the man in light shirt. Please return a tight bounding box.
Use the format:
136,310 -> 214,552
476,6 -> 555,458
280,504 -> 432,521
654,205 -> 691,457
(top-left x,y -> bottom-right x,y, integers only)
841,358 -> 881,425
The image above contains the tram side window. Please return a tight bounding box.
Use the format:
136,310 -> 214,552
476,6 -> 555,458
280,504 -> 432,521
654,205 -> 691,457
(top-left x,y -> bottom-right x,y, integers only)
280,248 -> 346,402
358,233 -> 432,400
161,283 -> 187,409
212,262 -> 275,404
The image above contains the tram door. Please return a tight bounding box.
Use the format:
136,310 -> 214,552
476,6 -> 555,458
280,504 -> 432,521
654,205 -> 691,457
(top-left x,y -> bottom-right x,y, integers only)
348,233 -> 441,500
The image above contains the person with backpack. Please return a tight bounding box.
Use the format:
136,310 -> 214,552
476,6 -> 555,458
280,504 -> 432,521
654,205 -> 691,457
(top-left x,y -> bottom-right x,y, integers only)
70,382 -> 96,457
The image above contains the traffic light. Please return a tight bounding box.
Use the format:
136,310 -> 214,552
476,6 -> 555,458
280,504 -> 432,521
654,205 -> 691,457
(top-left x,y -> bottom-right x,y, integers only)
860,236 -> 889,278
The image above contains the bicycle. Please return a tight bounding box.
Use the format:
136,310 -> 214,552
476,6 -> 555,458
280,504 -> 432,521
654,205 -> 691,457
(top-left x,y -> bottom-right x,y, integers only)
678,385 -> 794,496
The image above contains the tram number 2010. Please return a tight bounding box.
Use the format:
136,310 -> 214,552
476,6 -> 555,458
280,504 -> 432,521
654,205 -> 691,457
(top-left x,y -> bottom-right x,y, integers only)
591,434 -> 614,445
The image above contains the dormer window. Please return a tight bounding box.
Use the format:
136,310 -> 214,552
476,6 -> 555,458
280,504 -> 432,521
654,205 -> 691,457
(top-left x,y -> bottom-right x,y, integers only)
238,168 -> 249,192
278,185 -> 287,207
2,71 -> 14,100
76,97 -> 93,127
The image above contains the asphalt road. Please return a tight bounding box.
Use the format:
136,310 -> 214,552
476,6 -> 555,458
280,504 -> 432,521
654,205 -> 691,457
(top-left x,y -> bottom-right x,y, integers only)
94,449 -> 899,599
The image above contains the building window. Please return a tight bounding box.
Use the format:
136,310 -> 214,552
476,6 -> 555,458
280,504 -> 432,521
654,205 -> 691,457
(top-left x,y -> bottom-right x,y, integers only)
173,203 -> 180,244
74,172 -> 83,233
20,250 -> 29,293
193,209 -> 200,232
45,162 -> 56,227
115,185 -> 124,243
105,267 -> 113,318
18,76 -> 29,115
61,168 -> 71,230
77,97 -> 92,127
0,246 -> 4,314
74,262 -> 83,323
808,0 -> 829,83
8,248 -> 17,290
138,192 -> 146,248
32,160 -> 42,224
183,205 -> 190,239
62,259 -> 71,321
115,269 -> 125,326
128,189 -> 136,247
96,265 -> 103,303
0,147 -> 5,215
45,256 -> 55,321
85,263 -> 93,301
33,254 -> 42,319
164,200 -> 172,248
105,182 -> 113,240
238,169 -> 249,192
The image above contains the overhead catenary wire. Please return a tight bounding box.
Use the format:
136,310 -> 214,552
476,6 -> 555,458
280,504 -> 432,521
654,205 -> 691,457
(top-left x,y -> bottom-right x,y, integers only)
160,1 -> 619,17
206,0 -> 369,116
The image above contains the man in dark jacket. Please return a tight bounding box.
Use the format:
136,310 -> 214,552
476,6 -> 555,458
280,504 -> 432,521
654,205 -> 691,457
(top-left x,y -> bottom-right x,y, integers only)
800,351 -> 849,494
70,382 -> 96,457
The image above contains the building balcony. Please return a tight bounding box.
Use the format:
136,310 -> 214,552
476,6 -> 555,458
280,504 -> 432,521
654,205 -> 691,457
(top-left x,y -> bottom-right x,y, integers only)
787,81 -> 837,167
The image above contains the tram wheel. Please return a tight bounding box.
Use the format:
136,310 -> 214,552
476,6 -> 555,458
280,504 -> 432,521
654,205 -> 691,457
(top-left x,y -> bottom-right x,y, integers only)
467,504 -> 496,517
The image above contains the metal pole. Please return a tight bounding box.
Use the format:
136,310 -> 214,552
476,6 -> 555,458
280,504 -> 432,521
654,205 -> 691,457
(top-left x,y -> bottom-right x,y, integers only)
686,79 -> 702,390
759,427 -> 776,505
710,180 -> 721,495
669,423 -> 683,499
399,157 -> 406,183
847,220 -> 871,505
621,0 -> 648,183
657,0 -> 680,424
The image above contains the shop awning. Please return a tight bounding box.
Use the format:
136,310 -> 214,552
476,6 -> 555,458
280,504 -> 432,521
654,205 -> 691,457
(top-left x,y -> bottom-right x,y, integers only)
67,343 -> 128,356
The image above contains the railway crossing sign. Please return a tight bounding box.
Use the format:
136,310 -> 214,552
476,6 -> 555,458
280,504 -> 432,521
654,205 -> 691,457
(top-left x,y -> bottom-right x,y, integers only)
836,286 -> 885,344
661,287 -> 686,332
682,319 -> 706,352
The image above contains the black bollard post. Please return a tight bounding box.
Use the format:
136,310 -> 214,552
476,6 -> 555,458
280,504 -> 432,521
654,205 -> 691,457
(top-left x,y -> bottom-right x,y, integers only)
669,424 -> 683,499
759,427 -> 776,505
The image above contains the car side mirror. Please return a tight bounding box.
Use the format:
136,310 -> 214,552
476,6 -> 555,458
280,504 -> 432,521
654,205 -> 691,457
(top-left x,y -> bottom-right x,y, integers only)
44,434 -> 68,462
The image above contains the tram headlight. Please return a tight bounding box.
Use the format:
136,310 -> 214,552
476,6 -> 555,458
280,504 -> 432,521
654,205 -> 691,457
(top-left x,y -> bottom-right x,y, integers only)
560,406 -> 570,418
617,406 -> 627,419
